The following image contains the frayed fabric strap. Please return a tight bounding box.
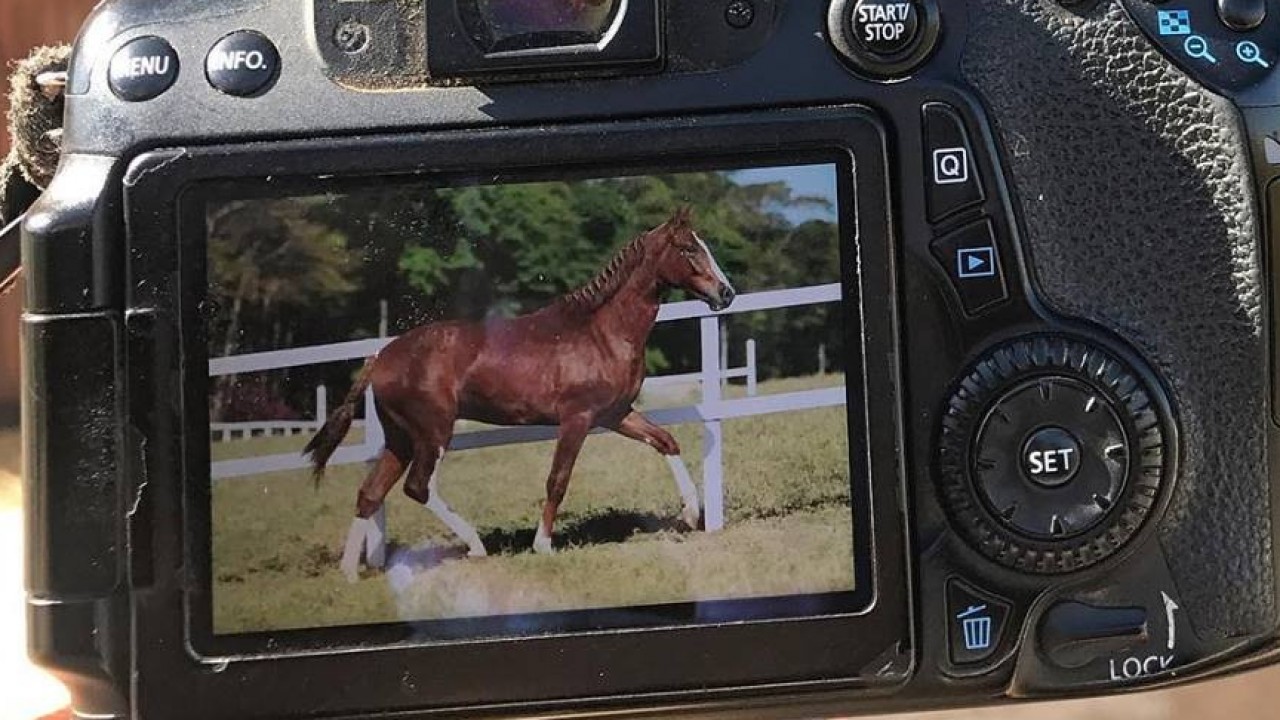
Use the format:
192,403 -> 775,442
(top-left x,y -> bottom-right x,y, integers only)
0,45 -> 71,294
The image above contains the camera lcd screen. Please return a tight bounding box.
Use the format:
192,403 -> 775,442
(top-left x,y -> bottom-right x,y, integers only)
203,157 -> 869,643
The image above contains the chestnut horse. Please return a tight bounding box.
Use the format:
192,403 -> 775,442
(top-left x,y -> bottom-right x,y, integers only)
305,208 -> 736,580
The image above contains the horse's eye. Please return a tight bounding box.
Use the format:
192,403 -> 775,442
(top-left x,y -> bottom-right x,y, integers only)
679,247 -> 697,258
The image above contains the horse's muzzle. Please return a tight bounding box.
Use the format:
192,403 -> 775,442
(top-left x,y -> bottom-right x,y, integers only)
710,284 -> 736,311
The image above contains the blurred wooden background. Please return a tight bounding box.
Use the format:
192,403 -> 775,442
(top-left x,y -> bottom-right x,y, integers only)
0,0 -> 98,425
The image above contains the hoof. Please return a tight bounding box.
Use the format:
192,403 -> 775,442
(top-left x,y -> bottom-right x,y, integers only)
341,562 -> 361,584
681,504 -> 702,530
467,545 -> 489,558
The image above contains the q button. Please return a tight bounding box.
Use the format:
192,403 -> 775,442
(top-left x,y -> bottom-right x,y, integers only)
206,31 -> 281,97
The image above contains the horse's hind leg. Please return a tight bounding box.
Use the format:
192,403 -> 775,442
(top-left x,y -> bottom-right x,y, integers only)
611,409 -> 701,529
405,445 -> 487,557
340,447 -> 407,582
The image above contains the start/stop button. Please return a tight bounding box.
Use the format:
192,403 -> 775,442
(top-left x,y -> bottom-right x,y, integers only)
828,0 -> 940,79
850,0 -> 921,56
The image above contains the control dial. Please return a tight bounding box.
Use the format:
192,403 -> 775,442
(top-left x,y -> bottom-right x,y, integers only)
937,337 -> 1168,574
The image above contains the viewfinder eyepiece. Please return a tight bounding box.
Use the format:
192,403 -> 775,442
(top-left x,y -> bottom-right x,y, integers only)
427,0 -> 661,79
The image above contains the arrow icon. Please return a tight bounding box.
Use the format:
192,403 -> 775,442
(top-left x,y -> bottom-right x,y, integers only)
956,247 -> 997,279
1162,591 -> 1180,651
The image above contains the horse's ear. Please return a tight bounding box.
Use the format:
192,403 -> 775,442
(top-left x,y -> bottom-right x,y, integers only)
671,205 -> 694,227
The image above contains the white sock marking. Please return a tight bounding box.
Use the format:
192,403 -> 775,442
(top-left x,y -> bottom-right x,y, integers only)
532,519 -> 554,554
423,449 -> 487,557
341,517 -> 370,583
664,454 -> 701,526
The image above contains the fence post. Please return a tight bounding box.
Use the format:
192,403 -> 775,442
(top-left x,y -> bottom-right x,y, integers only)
364,384 -> 384,452
700,316 -> 725,532
746,339 -> 757,397
366,504 -> 387,569
315,385 -> 327,428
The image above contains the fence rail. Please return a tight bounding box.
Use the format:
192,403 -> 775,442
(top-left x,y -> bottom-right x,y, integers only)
207,284 -> 840,377
210,341 -> 759,441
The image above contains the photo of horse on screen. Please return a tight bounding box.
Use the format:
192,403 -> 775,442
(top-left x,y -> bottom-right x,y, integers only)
304,208 -> 736,580
204,161 -> 863,639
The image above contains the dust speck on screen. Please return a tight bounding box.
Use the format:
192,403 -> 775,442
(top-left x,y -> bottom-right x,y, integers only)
203,161 -> 863,641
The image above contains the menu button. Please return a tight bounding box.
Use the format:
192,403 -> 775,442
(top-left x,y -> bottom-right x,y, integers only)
109,36 -> 180,102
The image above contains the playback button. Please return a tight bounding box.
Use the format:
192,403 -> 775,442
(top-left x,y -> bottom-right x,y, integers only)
930,219 -> 1008,315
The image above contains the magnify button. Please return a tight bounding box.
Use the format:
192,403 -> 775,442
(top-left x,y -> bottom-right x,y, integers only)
1184,34 -> 1218,63
1237,40 -> 1271,68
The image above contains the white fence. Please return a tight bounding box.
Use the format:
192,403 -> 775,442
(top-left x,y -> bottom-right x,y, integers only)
210,344 -> 759,442
209,283 -> 845,531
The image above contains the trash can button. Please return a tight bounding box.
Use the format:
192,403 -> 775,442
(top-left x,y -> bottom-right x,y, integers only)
947,579 -> 1012,666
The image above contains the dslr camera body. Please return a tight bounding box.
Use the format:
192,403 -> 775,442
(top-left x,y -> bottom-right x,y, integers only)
20,0 -> 1280,717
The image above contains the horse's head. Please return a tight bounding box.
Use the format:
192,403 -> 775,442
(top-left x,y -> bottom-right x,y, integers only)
652,208 -> 737,312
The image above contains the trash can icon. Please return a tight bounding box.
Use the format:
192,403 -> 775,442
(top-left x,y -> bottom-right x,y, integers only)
957,604 -> 992,651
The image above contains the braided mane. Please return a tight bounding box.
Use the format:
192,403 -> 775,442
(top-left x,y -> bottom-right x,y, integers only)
556,228 -> 659,313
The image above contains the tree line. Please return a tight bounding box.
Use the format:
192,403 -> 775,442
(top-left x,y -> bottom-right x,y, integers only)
206,171 -> 845,421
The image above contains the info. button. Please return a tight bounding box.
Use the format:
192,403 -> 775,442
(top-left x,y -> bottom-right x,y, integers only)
206,30 -> 281,97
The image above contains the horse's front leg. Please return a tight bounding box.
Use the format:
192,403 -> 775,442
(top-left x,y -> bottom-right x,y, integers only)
610,409 -> 701,529
533,413 -> 593,554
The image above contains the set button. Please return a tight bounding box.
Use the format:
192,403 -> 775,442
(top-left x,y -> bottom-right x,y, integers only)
972,376 -> 1130,540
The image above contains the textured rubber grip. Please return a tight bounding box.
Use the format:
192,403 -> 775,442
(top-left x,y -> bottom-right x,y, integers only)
962,0 -> 1271,639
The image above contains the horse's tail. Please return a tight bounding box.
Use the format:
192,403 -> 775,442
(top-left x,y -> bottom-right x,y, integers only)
304,360 -> 374,487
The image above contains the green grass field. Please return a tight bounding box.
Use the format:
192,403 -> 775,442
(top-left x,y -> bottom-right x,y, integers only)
211,374 -> 856,634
